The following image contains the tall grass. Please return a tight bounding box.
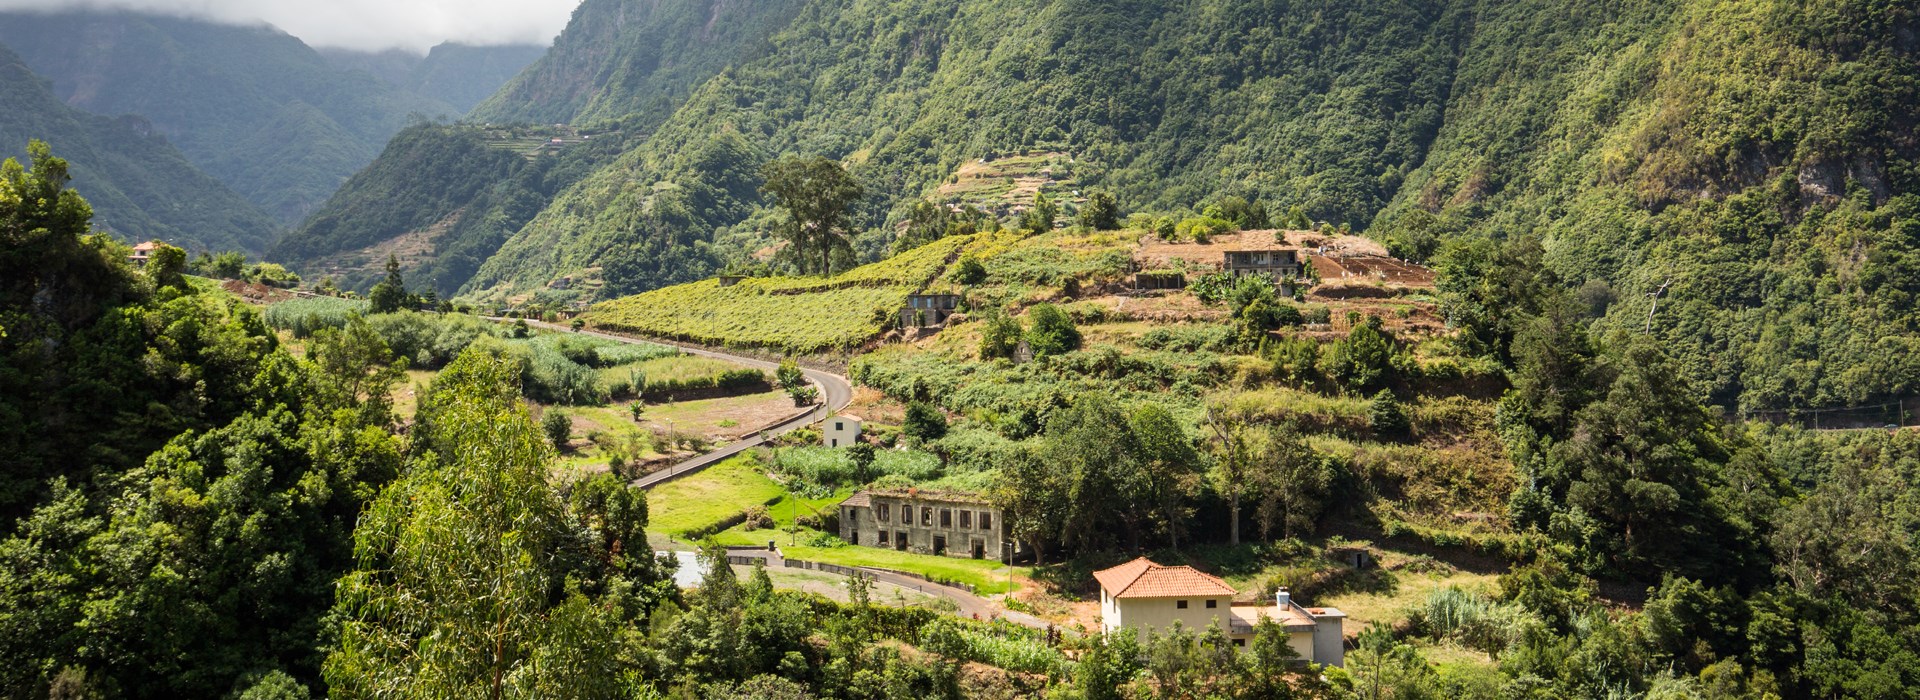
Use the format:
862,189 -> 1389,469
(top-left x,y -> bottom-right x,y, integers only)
1412,586 -> 1528,656
263,297 -> 368,338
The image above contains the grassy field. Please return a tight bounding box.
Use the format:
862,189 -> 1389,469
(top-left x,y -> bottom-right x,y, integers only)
1321,568 -> 1501,631
781,543 -> 1029,596
646,457 -> 788,537
582,235 -> 973,353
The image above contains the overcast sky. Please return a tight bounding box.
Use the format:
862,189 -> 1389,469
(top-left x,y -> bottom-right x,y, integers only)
0,0 -> 580,52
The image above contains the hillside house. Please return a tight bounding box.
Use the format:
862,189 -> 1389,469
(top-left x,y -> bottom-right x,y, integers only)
822,414 -> 862,448
898,294 -> 960,328
838,489 -> 1005,560
1095,557 -> 1345,666
128,240 -> 162,266
1222,247 -> 1304,280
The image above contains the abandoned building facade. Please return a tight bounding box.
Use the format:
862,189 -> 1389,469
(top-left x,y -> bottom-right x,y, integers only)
838,489 -> 1007,560
1222,247 -> 1304,280
897,293 -> 960,328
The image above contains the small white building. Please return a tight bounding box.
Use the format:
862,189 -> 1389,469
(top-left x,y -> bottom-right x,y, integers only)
1094,557 -> 1345,666
822,414 -> 863,448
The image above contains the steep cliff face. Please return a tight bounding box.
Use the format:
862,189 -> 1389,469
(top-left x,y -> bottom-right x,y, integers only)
468,0 -> 806,127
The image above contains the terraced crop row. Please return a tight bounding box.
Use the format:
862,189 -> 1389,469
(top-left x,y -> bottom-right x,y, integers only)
583,235 -> 976,353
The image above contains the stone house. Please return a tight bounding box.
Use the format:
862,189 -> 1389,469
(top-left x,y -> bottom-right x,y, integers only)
898,294 -> 960,328
838,489 -> 1005,560
1095,557 -> 1345,666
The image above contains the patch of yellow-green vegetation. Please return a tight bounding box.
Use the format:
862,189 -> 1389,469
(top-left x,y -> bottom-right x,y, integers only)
705,486 -> 854,548
1221,387 -> 1372,434
617,355 -> 742,386
781,544 -> 1029,596
392,369 -> 437,420
1322,568 -> 1502,631
639,389 -> 794,434
646,457 -> 786,537
742,566 -> 945,607
583,236 -> 973,353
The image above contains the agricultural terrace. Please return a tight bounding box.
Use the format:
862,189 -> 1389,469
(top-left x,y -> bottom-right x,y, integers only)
582,234 -> 975,353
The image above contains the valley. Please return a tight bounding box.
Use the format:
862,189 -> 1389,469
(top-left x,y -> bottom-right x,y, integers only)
3,0 -> 1920,697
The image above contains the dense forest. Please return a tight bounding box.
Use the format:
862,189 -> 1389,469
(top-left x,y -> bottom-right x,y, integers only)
320,42 -> 548,114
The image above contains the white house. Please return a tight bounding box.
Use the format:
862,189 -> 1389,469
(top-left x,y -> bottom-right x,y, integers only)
1094,557 -> 1345,667
822,414 -> 863,448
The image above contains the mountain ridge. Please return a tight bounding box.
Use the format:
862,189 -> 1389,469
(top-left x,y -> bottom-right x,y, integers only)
0,43 -> 278,252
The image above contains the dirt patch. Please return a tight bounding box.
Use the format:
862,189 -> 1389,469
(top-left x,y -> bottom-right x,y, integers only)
220,279 -> 300,304
1312,254 -> 1434,287
642,390 -> 803,443
845,387 -> 909,425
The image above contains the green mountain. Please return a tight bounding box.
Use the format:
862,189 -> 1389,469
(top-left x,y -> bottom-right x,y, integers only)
0,45 -> 277,252
468,0 -> 806,127
320,42 -> 547,114
269,123 -> 645,295
0,11 -> 457,224
305,0 -> 1920,411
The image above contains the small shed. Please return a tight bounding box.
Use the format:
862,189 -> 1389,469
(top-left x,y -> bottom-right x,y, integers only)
1133,271 -> 1186,291
823,414 -> 863,448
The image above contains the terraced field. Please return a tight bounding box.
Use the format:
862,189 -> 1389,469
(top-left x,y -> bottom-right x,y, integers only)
582,235 -> 974,353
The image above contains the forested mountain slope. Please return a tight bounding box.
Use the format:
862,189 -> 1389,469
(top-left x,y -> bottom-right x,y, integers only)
269,123 -> 644,295
0,11 -> 456,224
468,0 -> 806,127
1369,0 -> 1920,412
298,0 -> 1920,411
0,46 -> 276,252
463,0 -> 1465,300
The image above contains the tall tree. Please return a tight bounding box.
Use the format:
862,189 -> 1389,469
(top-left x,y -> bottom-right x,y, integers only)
760,156 -> 863,276
367,254 -> 409,314
326,348 -> 645,699
1078,190 -> 1120,230
1129,403 -> 1200,550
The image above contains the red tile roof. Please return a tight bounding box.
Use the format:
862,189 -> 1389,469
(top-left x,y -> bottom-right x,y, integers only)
1093,557 -> 1237,599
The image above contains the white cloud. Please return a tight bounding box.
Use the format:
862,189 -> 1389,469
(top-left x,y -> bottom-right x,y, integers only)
0,0 -> 580,52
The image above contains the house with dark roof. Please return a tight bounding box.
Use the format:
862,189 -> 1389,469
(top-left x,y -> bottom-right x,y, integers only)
1094,557 -> 1345,666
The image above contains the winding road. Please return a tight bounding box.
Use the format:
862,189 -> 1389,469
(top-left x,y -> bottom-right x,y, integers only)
510,319 -> 853,488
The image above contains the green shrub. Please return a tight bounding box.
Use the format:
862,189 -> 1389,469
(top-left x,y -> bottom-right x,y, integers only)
903,401 -> 949,442
1174,216 -> 1237,242
1023,303 -> 1080,357
543,411 -> 571,450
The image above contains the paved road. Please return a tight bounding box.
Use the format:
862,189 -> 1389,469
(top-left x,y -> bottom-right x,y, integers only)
508,319 -> 853,489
